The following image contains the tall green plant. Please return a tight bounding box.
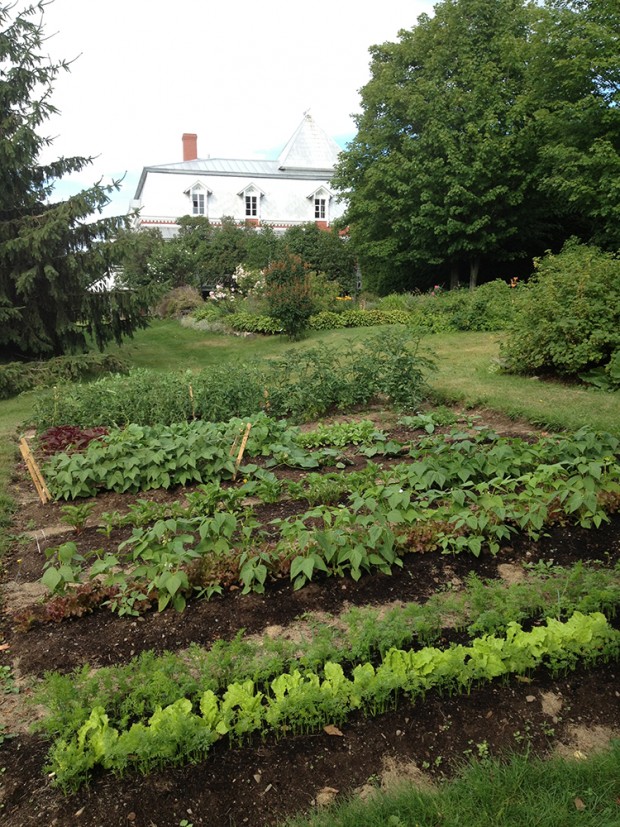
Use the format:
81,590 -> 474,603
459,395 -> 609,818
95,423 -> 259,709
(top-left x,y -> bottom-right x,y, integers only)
264,253 -> 314,339
500,241 -> 620,376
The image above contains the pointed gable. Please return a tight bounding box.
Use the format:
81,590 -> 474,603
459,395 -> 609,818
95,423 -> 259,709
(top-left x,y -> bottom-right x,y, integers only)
278,112 -> 342,172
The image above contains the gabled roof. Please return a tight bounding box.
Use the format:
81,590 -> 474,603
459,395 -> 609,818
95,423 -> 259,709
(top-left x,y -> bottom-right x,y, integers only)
278,113 -> 342,171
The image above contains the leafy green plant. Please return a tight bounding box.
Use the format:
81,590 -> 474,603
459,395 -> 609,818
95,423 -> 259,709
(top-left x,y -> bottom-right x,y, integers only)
59,502 -> 95,533
297,420 -> 384,449
399,408 -> 458,433
0,665 -> 18,695
42,541 -> 87,594
501,241 -> 620,377
45,612 -> 620,790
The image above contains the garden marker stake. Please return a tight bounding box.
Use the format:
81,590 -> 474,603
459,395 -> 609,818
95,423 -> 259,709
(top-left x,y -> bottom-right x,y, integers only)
19,437 -> 51,504
233,423 -> 252,480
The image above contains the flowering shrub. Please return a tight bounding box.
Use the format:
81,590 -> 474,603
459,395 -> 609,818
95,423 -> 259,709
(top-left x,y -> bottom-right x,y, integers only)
203,266 -> 265,312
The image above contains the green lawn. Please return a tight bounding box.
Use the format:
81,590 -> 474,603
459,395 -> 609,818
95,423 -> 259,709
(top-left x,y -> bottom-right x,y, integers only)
430,331 -> 620,435
102,318 -> 378,371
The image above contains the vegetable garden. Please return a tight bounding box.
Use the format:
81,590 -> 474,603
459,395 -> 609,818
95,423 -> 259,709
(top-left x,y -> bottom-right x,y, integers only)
1,330 -> 619,827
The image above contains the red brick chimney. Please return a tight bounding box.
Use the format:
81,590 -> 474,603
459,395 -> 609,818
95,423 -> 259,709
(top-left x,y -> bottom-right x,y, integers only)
182,133 -> 198,162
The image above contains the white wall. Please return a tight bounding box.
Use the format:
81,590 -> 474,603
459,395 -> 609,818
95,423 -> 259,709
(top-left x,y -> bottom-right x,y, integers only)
135,171 -> 346,228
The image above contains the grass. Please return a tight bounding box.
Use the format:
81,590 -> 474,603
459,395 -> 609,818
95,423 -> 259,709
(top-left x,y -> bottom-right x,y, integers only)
102,319 -> 376,371
283,743 -> 620,827
0,393 -> 34,558
429,332 -> 620,436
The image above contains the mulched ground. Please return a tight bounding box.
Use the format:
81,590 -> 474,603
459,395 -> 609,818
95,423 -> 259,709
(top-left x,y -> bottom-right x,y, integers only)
1,409 -> 619,827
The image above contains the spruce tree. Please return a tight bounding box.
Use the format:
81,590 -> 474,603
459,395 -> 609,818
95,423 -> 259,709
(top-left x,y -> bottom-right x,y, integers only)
0,1 -> 148,358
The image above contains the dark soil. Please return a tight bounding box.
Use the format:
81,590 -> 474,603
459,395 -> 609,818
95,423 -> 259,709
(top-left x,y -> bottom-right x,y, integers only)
1,409 -> 619,827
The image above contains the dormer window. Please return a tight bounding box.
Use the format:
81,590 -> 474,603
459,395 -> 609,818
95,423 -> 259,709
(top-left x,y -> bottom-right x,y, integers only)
308,186 -> 332,224
238,183 -> 265,222
184,181 -> 211,217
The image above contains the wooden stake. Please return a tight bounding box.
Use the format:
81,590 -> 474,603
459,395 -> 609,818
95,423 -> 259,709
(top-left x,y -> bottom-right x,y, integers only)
19,438 -> 51,504
188,384 -> 196,420
233,423 -> 252,480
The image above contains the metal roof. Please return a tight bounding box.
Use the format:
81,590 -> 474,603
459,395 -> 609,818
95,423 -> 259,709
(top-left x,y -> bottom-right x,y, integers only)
278,113 -> 342,170
134,114 -> 342,199
151,158 -> 280,176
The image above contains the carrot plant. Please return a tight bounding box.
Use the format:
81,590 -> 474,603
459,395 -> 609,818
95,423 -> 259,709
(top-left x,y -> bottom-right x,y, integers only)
44,612 -> 620,790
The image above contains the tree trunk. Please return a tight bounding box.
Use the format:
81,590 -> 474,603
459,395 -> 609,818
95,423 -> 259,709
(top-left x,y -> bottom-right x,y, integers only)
469,258 -> 480,290
450,265 -> 460,290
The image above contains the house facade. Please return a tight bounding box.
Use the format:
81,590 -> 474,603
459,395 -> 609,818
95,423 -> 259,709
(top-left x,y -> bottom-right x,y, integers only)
130,114 -> 347,238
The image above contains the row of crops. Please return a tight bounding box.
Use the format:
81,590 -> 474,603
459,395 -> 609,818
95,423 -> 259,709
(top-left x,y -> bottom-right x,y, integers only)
33,414 -> 620,621
45,611 -> 619,790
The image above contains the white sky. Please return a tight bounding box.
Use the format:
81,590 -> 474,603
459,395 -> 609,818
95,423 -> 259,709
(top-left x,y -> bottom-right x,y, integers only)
35,0 -> 434,216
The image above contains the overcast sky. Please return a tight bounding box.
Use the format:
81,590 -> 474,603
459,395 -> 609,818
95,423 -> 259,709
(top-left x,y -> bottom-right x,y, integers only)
35,0 -> 434,216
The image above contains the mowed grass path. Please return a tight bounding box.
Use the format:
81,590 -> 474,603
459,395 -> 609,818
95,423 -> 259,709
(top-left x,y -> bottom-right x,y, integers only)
430,331 -> 620,436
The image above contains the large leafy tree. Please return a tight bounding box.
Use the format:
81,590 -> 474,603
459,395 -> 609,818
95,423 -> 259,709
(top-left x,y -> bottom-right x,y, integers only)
335,0 -> 540,292
527,0 -> 620,248
0,1 -> 148,358
335,0 -> 620,293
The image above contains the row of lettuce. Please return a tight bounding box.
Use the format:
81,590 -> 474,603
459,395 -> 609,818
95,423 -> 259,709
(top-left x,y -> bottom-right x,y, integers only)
45,610 -> 620,790
33,555 -> 620,789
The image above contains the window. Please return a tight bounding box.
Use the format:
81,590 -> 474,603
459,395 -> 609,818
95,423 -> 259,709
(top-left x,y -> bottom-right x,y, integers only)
238,183 -> 264,220
314,198 -> 326,219
192,190 -> 205,216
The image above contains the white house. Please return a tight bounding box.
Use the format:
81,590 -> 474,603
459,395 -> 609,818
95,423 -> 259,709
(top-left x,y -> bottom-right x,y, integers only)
130,114 -> 347,238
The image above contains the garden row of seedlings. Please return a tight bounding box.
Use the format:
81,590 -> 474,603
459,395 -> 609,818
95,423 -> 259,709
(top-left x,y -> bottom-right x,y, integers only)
21,410 -> 620,793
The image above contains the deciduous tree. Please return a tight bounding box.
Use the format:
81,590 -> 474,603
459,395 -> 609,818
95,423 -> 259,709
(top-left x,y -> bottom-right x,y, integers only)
334,0 -> 620,293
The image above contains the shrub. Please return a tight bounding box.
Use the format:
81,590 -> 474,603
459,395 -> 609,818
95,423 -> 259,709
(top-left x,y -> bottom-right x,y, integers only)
264,253 -> 314,339
307,272 -> 342,313
193,304 -> 226,323
500,242 -> 620,376
308,309 -> 416,330
377,293 -> 419,312
0,353 -> 128,400
155,286 -> 204,319
227,313 -> 282,335
465,279 -> 521,331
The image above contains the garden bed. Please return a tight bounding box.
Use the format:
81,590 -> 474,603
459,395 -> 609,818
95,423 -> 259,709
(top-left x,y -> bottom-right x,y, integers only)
1,407 -> 619,826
